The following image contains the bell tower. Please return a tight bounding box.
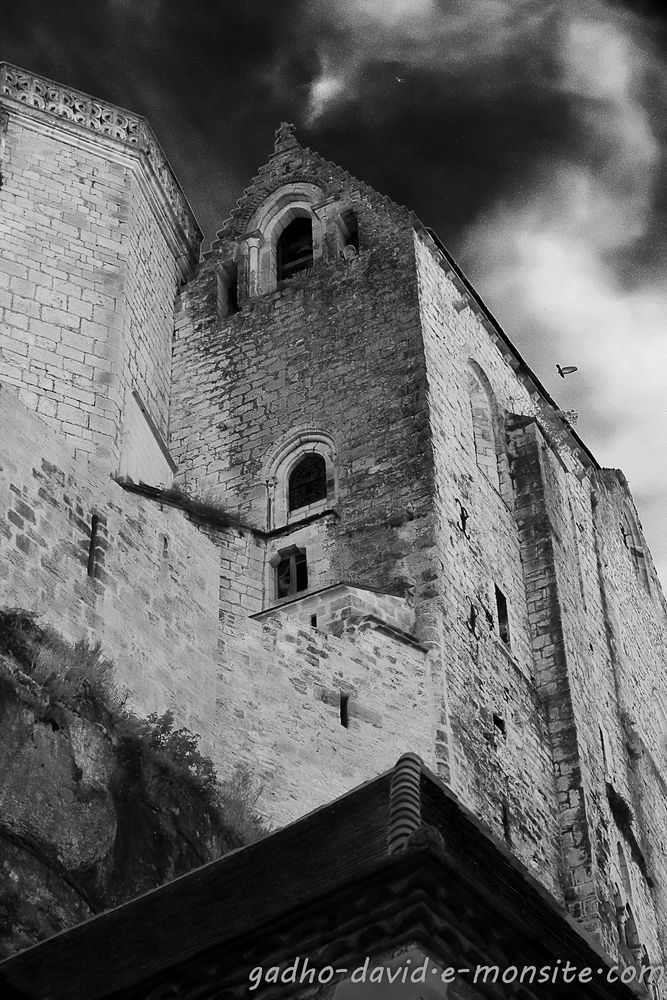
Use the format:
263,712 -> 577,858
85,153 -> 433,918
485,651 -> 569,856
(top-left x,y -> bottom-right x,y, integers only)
170,122 -> 436,606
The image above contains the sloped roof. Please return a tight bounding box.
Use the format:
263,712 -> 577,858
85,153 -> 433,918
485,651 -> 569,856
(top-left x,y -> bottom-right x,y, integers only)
0,756 -> 641,1000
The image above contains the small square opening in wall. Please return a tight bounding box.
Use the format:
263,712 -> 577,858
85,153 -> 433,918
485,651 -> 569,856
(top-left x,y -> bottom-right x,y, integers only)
494,585 -> 510,646
493,713 -> 506,736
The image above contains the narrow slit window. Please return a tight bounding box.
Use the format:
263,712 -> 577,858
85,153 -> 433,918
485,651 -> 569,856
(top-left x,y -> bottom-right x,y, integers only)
599,726 -> 608,772
340,209 -> 359,253
310,613 -> 318,628
340,692 -> 350,728
495,585 -> 510,646
87,515 -> 100,577
501,800 -> 512,845
216,261 -> 239,319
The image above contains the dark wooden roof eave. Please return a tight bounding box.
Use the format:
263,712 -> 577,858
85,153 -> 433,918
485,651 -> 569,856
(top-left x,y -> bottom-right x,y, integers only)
0,762 -> 646,1000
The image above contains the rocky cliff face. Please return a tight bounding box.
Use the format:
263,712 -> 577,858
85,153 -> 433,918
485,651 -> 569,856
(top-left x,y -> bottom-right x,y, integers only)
0,613 -> 250,958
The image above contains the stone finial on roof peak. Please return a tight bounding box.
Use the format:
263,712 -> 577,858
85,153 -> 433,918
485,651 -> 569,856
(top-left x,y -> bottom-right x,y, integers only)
274,121 -> 299,154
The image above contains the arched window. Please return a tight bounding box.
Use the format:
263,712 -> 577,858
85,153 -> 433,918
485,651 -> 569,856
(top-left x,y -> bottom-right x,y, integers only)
620,508 -> 650,590
264,429 -> 336,528
277,217 -> 313,281
288,454 -> 327,512
242,183 -> 328,296
468,366 -> 500,490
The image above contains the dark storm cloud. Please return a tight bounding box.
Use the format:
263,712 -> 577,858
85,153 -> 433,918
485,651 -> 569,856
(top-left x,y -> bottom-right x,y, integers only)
0,0 -> 624,245
1,1 -> 312,234
2,1 -> 663,252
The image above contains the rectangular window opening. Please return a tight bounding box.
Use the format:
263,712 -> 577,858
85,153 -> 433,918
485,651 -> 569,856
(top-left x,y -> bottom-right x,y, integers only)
310,613 -> 318,628
217,261 -> 239,319
494,585 -> 510,646
275,547 -> 308,599
340,209 -> 359,252
339,692 -> 350,729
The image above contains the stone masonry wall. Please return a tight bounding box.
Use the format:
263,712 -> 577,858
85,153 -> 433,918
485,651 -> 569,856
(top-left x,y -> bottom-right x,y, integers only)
3,90 -> 667,976
415,234 -> 564,899
0,378 -> 440,838
251,584 -> 416,637
508,419 -> 603,931
0,381 -> 220,739
0,100 -> 191,470
214,612 -> 434,826
170,163 -> 437,605
590,471 -> 667,965
506,413 -> 667,968
417,224 -> 667,965
215,525 -> 265,625
119,169 -> 182,441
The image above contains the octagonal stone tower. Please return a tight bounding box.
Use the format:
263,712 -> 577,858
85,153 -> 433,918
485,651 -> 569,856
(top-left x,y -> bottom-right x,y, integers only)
0,63 -> 200,480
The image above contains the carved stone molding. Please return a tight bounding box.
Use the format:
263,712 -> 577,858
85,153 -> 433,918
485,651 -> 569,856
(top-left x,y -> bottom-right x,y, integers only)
1,64 -> 145,141
274,120 -> 298,154
0,63 -> 200,251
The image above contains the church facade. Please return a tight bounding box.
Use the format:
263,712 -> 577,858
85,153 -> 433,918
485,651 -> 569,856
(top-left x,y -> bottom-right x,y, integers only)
0,62 -> 666,981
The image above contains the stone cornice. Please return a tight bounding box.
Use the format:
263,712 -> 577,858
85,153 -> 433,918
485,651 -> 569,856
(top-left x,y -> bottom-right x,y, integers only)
0,62 -> 201,267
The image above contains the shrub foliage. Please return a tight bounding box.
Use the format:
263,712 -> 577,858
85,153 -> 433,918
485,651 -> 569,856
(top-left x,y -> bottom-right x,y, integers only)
0,607 -> 269,846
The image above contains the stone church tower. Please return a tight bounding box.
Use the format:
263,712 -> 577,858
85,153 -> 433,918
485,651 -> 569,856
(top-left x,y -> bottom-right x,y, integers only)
1,66 -> 666,980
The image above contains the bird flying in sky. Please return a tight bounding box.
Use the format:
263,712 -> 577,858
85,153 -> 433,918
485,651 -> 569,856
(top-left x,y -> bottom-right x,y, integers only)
556,364 -> 578,378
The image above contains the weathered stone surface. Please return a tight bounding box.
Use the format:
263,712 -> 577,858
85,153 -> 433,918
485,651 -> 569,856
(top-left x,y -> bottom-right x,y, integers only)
0,662 -> 231,958
0,70 -> 200,472
1,67 -> 666,981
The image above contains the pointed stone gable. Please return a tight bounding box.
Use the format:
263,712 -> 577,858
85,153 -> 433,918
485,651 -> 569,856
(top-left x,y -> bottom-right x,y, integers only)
209,122 -> 414,251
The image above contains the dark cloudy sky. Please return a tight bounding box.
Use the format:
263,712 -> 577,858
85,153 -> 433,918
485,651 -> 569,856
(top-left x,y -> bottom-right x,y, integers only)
3,0 -> 667,584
